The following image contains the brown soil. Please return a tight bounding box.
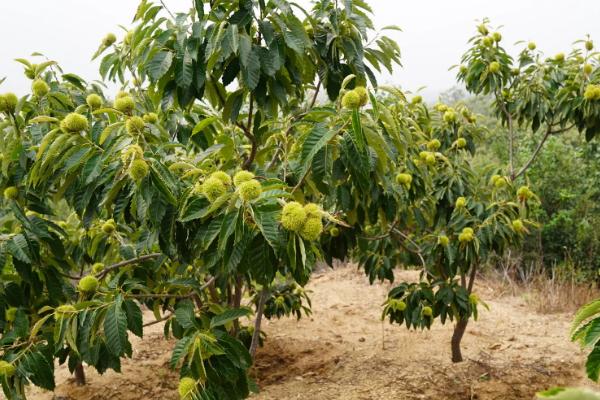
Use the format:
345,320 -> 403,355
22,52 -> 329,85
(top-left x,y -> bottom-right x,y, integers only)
27,265 -> 597,400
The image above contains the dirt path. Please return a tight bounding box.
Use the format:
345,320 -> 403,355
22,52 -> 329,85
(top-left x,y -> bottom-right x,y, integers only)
28,265 -> 596,400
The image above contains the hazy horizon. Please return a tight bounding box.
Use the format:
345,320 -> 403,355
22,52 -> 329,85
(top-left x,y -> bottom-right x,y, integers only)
1,1 -> 599,101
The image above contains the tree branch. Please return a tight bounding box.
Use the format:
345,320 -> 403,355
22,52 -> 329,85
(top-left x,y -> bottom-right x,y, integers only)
58,271 -> 84,280
125,276 -> 217,300
309,79 -> 322,109
467,263 -> 478,293
266,79 -> 321,171
241,95 -> 257,170
513,121 -> 575,180
159,0 -> 176,19
392,228 -> 426,268
496,96 -> 515,178
96,253 -> 162,279
250,287 -> 269,359
359,220 -> 398,241
143,312 -> 173,327
513,126 -> 552,180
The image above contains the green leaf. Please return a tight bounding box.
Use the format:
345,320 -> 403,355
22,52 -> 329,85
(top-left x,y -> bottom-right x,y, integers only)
14,309 -> 30,337
252,205 -> 280,249
218,211 -> 239,253
22,351 -> 55,390
29,116 -> 59,124
8,234 -> 31,263
191,117 -> 218,136
124,300 -> 143,338
99,122 -> 124,145
170,336 -> 192,369
584,319 -> 600,348
350,109 -> 367,151
174,300 -> 196,330
282,15 -> 309,54
238,34 -> 252,66
175,47 -> 193,88
196,216 -> 223,248
149,162 -> 177,205
536,387 -> 600,399
242,47 -> 261,90
298,123 -> 337,178
104,296 -> 128,356
588,346 -> 600,382
572,300 -> 600,339
30,314 -> 51,339
223,90 -> 245,123
147,51 -> 174,81
210,308 -> 251,329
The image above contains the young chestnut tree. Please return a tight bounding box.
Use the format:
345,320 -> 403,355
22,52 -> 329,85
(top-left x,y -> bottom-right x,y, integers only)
457,19 -> 600,180
321,85 -> 535,363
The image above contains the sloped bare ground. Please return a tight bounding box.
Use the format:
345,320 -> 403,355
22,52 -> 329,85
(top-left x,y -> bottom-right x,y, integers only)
28,265 -> 597,400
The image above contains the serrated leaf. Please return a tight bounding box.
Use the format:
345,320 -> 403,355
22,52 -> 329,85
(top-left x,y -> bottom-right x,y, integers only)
124,300 -> 143,338
174,301 -> 196,330
588,346 -> 600,382
252,205 -> 280,249
572,300 -> 600,338
29,116 -> 59,124
170,336 -> 193,369
210,307 -> 251,329
147,51 -> 174,81
298,123 -> 337,178
149,162 -> 177,205
99,122 -> 124,144
241,47 -> 260,90
191,116 -> 218,136
104,296 -> 128,356
175,47 -> 193,88
8,234 -> 31,263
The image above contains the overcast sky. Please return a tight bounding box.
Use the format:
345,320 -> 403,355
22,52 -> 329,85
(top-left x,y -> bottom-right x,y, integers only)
1,1 -> 599,101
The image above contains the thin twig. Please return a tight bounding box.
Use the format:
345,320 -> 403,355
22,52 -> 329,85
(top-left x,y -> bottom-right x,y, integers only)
57,270 -> 83,280
241,94 -> 256,170
359,220 -> 398,241
309,79 -> 322,109
250,287 -> 269,358
96,253 -> 162,279
513,122 -> 575,179
513,126 -> 552,179
467,263 -> 478,293
124,276 -> 216,300
266,79 -> 321,170
392,228 -> 426,268
126,293 -> 194,299
143,313 -> 173,327
159,0 -> 176,19
496,96 -> 515,178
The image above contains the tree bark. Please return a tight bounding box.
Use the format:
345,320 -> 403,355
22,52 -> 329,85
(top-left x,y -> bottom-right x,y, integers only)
207,278 -> 219,303
451,319 -> 469,363
232,276 -> 243,335
249,288 -> 268,359
74,362 -> 86,386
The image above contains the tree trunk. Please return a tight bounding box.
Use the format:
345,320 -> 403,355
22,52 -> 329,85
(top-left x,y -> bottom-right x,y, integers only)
249,288 -> 268,359
450,266 -> 476,362
451,319 -> 469,363
74,362 -> 86,386
232,276 -> 243,335
207,278 -> 219,303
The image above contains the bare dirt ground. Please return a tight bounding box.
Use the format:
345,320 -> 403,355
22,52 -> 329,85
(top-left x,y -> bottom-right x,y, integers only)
28,265 -> 597,400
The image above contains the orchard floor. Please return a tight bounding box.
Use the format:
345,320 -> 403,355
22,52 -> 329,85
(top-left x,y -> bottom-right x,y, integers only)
29,265 -> 596,400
